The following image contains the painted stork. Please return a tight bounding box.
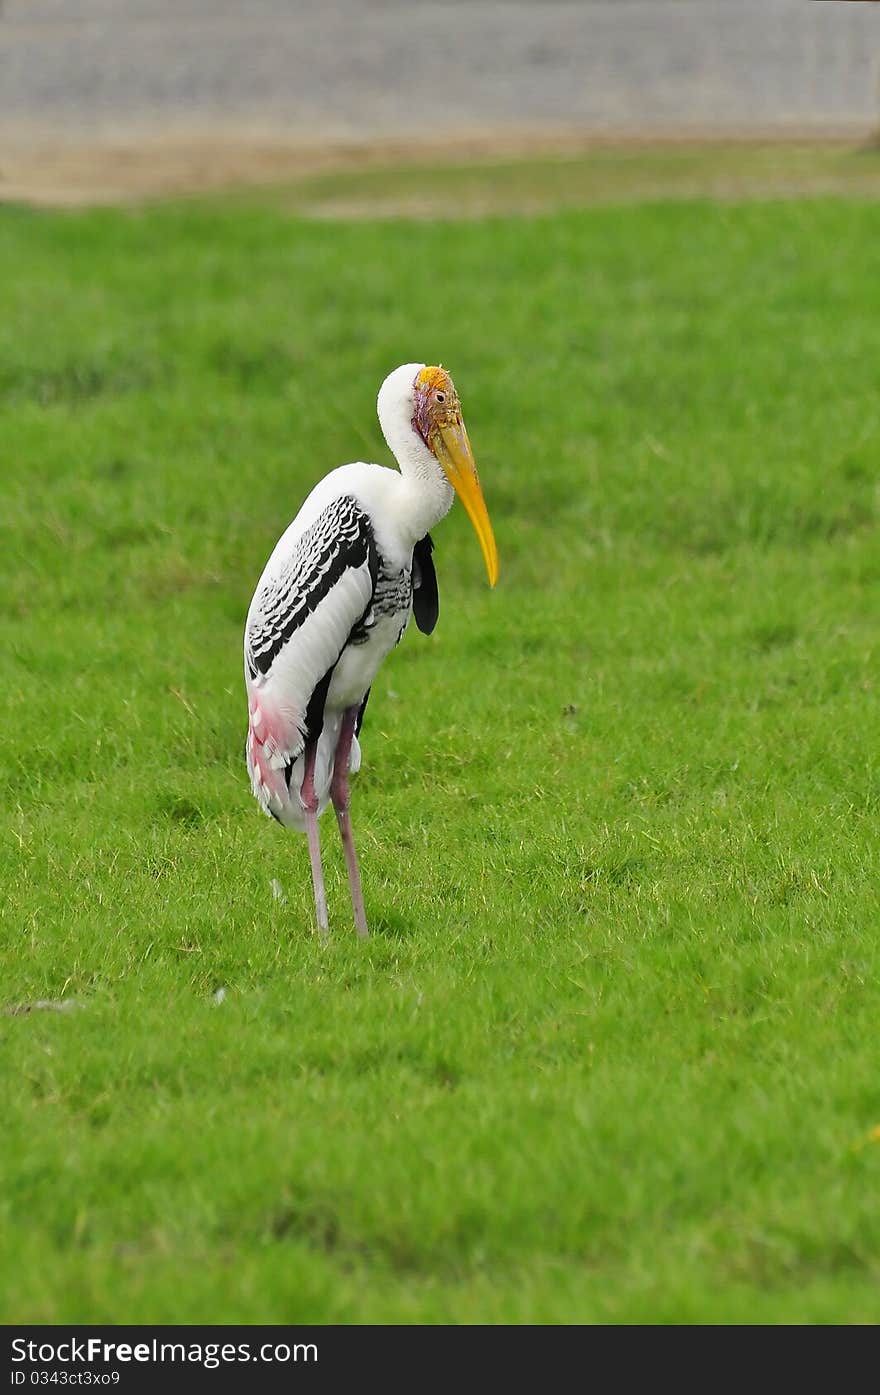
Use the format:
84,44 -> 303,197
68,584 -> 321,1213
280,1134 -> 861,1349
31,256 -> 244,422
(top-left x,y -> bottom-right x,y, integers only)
244,363 -> 498,937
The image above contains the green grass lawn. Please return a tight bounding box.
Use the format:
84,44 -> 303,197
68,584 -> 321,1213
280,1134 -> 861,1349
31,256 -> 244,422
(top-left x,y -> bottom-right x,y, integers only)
2,167 -> 880,1323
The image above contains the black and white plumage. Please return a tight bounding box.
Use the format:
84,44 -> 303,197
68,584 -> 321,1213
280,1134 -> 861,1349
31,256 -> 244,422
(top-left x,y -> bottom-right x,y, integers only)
244,362 -> 498,937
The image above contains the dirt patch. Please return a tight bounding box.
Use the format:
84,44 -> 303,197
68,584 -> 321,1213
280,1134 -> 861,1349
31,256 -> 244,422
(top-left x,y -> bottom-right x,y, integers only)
0,133 -> 385,206
2,127 -> 875,211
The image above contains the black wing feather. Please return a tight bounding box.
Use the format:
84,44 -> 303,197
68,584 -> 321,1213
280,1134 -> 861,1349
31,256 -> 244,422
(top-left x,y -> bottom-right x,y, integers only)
412,533 -> 439,635
355,687 -> 371,736
246,495 -> 378,678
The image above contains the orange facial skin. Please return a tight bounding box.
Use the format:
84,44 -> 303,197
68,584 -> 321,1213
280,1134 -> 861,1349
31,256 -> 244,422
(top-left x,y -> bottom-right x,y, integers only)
412,365 -> 460,443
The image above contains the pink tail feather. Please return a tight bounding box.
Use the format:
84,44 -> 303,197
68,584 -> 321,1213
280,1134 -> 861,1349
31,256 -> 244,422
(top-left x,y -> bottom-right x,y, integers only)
246,682 -> 302,821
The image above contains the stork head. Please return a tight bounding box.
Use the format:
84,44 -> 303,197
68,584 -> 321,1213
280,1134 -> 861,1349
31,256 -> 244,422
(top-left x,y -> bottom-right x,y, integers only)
377,363 -> 498,587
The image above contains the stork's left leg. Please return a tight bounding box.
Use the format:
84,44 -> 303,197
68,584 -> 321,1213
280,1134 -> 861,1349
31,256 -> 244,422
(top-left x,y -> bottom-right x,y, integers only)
331,704 -> 369,939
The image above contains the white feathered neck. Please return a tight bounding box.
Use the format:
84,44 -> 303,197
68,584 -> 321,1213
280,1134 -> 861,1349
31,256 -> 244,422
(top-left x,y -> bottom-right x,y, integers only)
376,362 -> 454,544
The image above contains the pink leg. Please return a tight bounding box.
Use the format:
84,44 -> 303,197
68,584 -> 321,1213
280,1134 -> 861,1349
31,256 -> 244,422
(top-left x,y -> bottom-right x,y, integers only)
300,739 -> 329,934
331,706 -> 369,939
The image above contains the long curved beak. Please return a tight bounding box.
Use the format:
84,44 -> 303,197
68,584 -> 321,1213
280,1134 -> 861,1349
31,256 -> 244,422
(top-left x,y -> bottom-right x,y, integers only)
429,418 -> 499,587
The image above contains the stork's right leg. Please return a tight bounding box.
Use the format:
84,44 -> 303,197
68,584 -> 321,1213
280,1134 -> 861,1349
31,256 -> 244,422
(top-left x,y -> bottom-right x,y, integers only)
331,705 -> 369,940
300,738 -> 329,934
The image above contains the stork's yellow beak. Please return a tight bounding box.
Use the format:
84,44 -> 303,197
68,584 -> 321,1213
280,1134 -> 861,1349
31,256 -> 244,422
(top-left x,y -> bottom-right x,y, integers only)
429,418 -> 499,587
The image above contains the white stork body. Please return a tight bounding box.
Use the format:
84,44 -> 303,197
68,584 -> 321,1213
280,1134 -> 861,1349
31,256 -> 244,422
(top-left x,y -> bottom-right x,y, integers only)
245,458 -> 443,829
244,363 -> 497,937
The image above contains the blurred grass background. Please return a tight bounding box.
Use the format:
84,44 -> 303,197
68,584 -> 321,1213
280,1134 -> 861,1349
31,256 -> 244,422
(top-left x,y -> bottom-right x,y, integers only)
2,156 -> 880,1321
